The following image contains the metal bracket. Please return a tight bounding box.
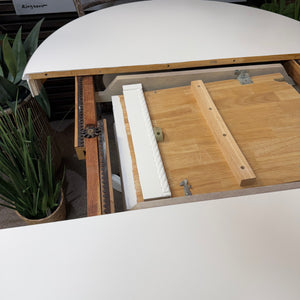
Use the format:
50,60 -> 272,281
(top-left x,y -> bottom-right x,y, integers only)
180,179 -> 192,196
82,124 -> 101,138
153,126 -> 163,142
235,70 -> 253,85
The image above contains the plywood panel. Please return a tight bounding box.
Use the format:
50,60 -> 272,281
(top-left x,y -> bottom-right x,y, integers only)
120,73 -> 300,199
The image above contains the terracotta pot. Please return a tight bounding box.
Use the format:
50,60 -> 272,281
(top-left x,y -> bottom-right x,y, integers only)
16,190 -> 66,225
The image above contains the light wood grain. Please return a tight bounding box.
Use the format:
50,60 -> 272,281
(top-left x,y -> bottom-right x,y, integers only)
119,96 -> 144,203
191,80 -> 256,186
27,79 -> 43,96
284,60 -> 300,86
120,73 -> 300,199
26,54 -> 300,80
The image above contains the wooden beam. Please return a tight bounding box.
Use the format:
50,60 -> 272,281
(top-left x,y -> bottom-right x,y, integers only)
191,80 -> 256,186
85,138 -> 101,216
82,76 -> 102,216
26,54 -> 300,80
283,60 -> 300,86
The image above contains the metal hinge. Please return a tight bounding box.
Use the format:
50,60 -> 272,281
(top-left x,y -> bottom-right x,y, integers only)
235,70 -> 253,85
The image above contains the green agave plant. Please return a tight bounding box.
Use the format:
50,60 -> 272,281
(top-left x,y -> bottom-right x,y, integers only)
0,19 -> 50,117
261,0 -> 300,21
0,107 -> 63,219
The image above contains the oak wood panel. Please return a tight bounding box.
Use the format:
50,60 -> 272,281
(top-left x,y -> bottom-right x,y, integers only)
121,73 -> 300,199
191,80 -> 256,186
284,60 -> 300,87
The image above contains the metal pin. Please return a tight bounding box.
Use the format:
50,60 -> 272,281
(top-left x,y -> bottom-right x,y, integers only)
180,179 -> 192,196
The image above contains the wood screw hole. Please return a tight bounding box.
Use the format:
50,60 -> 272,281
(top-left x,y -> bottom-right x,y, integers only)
240,166 -> 245,169
223,133 -> 226,136
209,107 -> 212,110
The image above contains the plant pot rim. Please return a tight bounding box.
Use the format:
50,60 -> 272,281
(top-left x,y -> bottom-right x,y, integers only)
16,189 -> 66,225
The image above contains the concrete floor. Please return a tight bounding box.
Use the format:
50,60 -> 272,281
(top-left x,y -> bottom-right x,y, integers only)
0,115 -> 122,229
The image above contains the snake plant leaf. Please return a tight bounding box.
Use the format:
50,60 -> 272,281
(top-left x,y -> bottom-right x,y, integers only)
34,85 -> 51,117
0,76 -> 18,104
2,35 -> 17,80
0,34 -> 14,41
12,27 -> 27,84
0,44 -> 3,76
24,18 -> 44,59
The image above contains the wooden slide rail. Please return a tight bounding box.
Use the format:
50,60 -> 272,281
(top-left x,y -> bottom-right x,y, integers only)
77,75 -> 114,216
191,80 -> 256,186
27,56 -> 300,97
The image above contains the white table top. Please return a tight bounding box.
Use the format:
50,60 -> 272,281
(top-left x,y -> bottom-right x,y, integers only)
1,188 -> 300,299
23,0 -> 300,79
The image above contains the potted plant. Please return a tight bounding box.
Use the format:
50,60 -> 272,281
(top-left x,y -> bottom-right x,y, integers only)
260,0 -> 300,21
0,19 -> 61,169
0,19 -> 50,115
0,107 -> 65,225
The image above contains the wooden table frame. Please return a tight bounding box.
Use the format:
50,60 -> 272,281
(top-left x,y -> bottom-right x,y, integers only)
73,59 -> 300,215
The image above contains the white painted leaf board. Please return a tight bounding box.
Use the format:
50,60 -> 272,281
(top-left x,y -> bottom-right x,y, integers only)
23,0 -> 300,79
123,84 -> 170,200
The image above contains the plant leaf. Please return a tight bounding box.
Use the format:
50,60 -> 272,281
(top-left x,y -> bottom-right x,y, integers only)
0,76 -> 18,104
34,85 -> 51,117
2,35 -> 17,80
295,0 -> 300,20
282,3 -> 295,18
12,27 -> 27,84
24,18 -> 44,59
279,0 -> 286,13
261,3 -> 279,13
